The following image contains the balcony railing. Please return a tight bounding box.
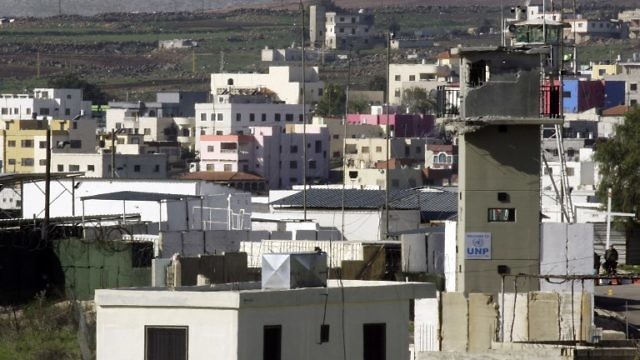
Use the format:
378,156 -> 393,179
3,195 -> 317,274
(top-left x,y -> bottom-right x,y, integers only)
435,85 -> 460,118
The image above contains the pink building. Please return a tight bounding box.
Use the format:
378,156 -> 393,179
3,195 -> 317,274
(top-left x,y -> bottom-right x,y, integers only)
199,126 -> 329,189
346,113 -> 434,137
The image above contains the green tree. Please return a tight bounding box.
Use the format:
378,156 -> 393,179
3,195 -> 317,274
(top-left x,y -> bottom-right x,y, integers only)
348,97 -> 369,114
314,83 -> 345,117
401,87 -> 435,114
47,73 -> 108,105
594,107 -> 640,226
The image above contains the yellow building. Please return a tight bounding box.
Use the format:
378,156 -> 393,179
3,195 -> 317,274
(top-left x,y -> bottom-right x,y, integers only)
592,64 -> 621,80
1,119 -> 73,173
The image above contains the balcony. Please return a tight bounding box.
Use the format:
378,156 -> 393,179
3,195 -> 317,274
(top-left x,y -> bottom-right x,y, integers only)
435,85 -> 460,118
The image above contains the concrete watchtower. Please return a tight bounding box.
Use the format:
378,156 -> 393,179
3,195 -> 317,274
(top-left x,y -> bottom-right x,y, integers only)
442,46 -> 562,294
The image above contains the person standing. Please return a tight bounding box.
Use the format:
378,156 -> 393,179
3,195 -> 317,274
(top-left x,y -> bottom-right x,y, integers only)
604,245 -> 619,275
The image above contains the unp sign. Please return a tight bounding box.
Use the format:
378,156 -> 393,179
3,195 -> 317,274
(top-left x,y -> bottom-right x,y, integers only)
464,232 -> 491,260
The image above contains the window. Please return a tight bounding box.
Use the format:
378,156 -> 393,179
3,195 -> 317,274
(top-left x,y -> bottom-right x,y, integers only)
566,167 -> 575,176
217,113 -> 223,121
227,78 -> 234,85
315,140 -> 322,153
290,160 -> 298,169
207,145 -> 214,152
262,113 -> 267,122
376,146 -> 382,153
39,159 -> 47,166
236,113 -> 242,122
7,159 -> 15,165
72,121 -> 78,129
299,114 -> 304,122
223,164 -> 233,171
563,91 -> 572,98
144,128 -> 152,135
40,108 -> 50,115
1,108 -> 7,115
21,140 -> 33,148
488,208 -> 516,222
69,165 -> 80,171
154,164 -> 160,172
7,141 -> 15,147
70,140 -> 82,149
57,164 -> 63,172
250,113 -> 255,122
409,75 -> 416,81
145,326 -> 188,360
65,108 -> 71,116
394,89 -> 401,98
285,114 -> 294,122
275,113 -> 281,122
394,75 -> 401,81
363,323 -> 386,360
21,158 -> 34,166
362,146 -> 370,154
309,160 -> 317,169
290,145 -> 298,153
87,165 -> 95,172
631,83 -> 638,91
200,113 -> 206,121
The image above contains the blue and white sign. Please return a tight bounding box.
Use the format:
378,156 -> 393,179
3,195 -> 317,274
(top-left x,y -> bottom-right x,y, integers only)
465,232 -> 491,260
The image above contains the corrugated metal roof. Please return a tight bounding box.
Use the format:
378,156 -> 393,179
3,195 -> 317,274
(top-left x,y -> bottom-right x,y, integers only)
271,187 -> 458,220
81,191 -> 202,202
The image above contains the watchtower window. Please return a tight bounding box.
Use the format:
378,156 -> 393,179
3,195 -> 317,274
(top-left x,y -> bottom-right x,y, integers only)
469,60 -> 488,87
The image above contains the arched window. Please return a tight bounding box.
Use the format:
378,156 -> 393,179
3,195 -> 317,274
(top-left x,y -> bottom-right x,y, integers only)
227,78 -> 234,85
438,153 -> 447,164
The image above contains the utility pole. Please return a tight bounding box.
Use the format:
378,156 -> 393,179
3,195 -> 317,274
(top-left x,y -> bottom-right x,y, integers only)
41,121 -> 51,242
111,129 -> 116,178
341,46 -> 351,241
300,0 -> 307,221
385,31 -> 392,239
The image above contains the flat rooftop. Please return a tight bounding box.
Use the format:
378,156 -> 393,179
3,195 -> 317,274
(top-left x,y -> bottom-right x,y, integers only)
95,280 -> 436,309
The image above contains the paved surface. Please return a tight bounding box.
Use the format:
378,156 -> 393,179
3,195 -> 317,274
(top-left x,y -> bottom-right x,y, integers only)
595,284 -> 640,335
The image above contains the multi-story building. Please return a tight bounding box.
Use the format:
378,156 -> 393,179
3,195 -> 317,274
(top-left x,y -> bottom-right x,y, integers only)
309,5 -> 375,50
564,18 -> 628,44
346,113 -> 435,137
311,117 -> 384,168
605,62 -> 640,106
591,63 -> 621,80
0,117 -> 97,173
199,125 -> 329,189
195,102 -> 307,138
618,9 -> 640,38
51,152 -> 167,179
106,91 -> 205,151
210,66 -> 323,105
0,88 -> 92,122
388,63 -> 454,105
343,137 -> 426,189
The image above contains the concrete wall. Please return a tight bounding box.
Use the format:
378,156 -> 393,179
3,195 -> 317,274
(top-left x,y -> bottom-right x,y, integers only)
160,230 -> 245,257
540,223 -> 595,293
498,291 -> 593,343
414,297 -> 440,352
457,125 -> 541,294
441,292 -> 468,351
444,221 -> 457,292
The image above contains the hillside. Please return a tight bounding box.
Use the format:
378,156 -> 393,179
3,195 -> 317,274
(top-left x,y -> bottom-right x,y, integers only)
1,0 -> 637,17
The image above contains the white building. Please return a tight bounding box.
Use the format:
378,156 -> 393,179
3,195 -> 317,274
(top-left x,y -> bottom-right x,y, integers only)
211,66 -> 323,105
388,63 -> 453,105
195,102 -> 307,137
50,152 -> 168,178
0,88 -> 91,121
22,178 -> 251,231
95,280 -> 435,360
